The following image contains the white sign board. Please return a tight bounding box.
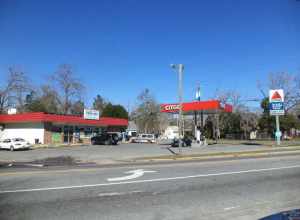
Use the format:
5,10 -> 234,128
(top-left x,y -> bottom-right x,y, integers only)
269,89 -> 284,103
269,102 -> 285,115
7,108 -> 17,115
83,109 -> 100,120
270,109 -> 285,116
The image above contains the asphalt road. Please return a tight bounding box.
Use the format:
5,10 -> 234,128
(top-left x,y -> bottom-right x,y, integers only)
1,155 -> 300,220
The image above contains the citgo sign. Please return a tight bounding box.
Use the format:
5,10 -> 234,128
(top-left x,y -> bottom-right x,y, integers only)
269,89 -> 284,116
161,104 -> 180,112
269,89 -> 284,103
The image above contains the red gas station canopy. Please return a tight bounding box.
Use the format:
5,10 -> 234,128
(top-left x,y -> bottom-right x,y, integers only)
160,100 -> 233,114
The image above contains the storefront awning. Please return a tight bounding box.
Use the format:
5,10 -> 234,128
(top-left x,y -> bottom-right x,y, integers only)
0,112 -> 128,127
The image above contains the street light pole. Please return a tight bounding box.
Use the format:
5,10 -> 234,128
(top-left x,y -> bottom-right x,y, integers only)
171,64 -> 184,154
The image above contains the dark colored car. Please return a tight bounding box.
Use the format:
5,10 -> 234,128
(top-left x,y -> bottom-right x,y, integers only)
171,137 -> 192,147
91,133 -> 119,145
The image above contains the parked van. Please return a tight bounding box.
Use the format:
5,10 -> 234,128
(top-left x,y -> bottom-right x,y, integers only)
132,134 -> 156,143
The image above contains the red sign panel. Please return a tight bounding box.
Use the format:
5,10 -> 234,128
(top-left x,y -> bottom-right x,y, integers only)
161,104 -> 180,112
160,100 -> 232,113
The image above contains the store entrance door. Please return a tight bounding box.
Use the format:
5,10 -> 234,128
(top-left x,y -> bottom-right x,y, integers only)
63,126 -> 74,144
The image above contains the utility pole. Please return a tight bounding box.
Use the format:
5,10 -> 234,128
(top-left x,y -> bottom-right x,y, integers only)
194,85 -> 200,141
171,64 -> 184,154
197,85 -> 204,129
127,101 -> 130,115
178,64 -> 184,154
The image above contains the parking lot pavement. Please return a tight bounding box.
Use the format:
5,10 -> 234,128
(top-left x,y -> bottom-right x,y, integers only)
0,143 -> 270,165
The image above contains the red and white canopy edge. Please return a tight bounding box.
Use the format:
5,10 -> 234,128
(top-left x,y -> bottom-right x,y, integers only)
160,100 -> 233,114
0,112 -> 128,127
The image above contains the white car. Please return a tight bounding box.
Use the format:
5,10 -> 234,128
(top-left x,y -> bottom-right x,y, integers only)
0,138 -> 31,151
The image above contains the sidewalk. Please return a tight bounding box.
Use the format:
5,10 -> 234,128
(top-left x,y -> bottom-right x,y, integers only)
132,145 -> 300,164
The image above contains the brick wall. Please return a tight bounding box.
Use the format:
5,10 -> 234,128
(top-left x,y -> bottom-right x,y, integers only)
82,138 -> 91,144
43,122 -> 52,144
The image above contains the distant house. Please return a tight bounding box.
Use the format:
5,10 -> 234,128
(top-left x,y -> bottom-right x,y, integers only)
126,121 -> 137,137
161,126 -> 179,140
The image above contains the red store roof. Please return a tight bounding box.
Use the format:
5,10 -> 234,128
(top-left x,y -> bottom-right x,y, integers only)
160,100 -> 233,113
0,112 -> 128,127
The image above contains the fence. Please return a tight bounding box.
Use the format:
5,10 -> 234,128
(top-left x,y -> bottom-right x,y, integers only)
225,132 -> 273,140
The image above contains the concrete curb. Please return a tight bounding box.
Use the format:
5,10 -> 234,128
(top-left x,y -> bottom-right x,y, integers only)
31,144 -> 87,149
87,148 -> 300,167
130,147 -> 300,163
67,149 -> 300,168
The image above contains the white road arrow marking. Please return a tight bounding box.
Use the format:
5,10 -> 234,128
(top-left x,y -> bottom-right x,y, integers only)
107,169 -> 157,182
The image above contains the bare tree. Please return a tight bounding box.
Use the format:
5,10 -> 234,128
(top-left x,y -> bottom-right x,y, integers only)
51,64 -> 85,114
39,85 -> 61,113
157,112 -> 170,134
70,100 -> 85,115
215,89 -> 259,139
0,86 -> 11,113
291,72 -> 300,112
131,89 -> 161,134
9,67 -> 33,111
93,94 -> 107,115
239,110 -> 259,139
0,67 -> 32,113
215,89 -> 244,112
256,80 -> 267,98
0,79 -> 12,113
22,85 -> 62,114
268,72 -> 297,111
257,72 -> 300,112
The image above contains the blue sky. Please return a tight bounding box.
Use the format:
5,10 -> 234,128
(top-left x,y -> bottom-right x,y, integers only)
1,0 -> 300,110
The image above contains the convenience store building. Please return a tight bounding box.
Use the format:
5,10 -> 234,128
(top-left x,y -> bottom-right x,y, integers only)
0,112 -> 128,144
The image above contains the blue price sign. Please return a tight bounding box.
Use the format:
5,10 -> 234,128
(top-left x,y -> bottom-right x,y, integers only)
269,102 -> 284,110
269,102 -> 285,115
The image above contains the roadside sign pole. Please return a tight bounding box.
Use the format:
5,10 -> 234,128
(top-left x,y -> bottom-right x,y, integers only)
275,115 -> 281,146
195,86 -> 200,143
